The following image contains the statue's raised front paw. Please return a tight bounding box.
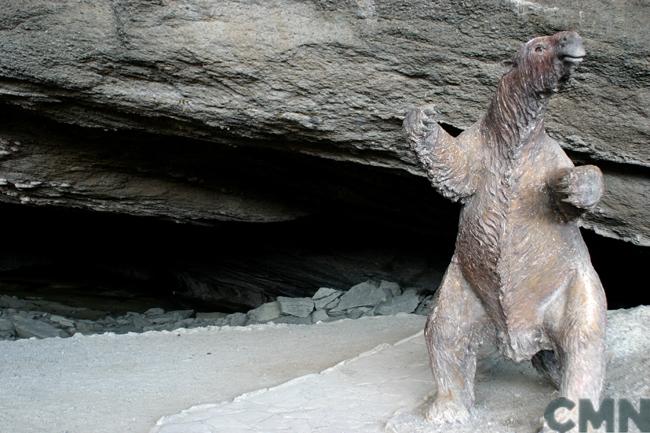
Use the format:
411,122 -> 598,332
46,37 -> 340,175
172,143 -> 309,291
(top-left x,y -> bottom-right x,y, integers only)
403,104 -> 440,144
554,165 -> 604,212
425,396 -> 471,424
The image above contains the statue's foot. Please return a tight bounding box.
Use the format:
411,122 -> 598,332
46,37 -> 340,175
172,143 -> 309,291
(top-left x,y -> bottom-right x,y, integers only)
425,396 -> 470,424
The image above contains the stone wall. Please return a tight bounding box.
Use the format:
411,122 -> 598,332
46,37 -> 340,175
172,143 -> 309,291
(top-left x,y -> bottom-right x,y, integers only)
0,1 -> 648,245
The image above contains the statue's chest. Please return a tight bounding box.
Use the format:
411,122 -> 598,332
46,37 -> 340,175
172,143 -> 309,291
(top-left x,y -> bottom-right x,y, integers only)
458,175 -> 519,256
456,148 -> 545,286
456,188 -> 512,295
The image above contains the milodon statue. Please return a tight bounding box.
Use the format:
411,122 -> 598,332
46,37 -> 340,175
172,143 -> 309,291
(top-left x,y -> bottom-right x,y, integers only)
404,31 -> 606,432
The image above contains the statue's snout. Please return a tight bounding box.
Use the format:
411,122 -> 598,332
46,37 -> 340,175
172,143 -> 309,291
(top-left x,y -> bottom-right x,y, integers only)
558,31 -> 586,64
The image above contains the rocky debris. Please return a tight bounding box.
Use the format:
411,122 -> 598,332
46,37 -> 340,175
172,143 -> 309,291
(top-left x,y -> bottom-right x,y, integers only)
225,313 -> 248,327
312,288 -> 337,300
379,281 -> 402,297
414,294 -> 435,316
312,288 -> 343,310
0,295 -> 27,310
0,279 -> 435,340
277,297 -> 314,318
348,307 -> 373,320
239,280 -> 430,325
248,301 -> 282,323
48,315 -> 75,328
374,290 -> 420,316
0,317 -> 14,339
74,320 -> 103,335
144,308 -> 165,317
331,281 -> 392,312
11,315 -> 67,339
0,294 -> 107,320
274,315 -> 313,325
148,310 -> 194,324
315,296 -> 341,310
195,312 -> 228,321
311,309 -> 330,324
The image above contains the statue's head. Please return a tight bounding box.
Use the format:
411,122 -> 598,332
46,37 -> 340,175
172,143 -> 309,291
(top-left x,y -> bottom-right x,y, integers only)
511,31 -> 585,94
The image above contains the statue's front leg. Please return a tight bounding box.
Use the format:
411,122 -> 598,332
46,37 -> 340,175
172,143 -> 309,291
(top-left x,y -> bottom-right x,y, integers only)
551,165 -> 604,219
403,105 -> 480,203
424,259 -> 493,424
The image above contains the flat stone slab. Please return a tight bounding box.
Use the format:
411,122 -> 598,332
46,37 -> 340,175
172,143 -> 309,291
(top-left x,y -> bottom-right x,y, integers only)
247,301 -> 281,323
277,296 -> 314,318
331,280 -> 392,312
375,290 -> 420,316
152,307 -> 650,433
313,288 -> 343,310
0,315 -> 425,433
11,315 -> 67,339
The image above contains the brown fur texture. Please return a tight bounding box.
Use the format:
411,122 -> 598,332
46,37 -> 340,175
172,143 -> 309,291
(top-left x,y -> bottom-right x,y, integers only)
404,32 -> 606,432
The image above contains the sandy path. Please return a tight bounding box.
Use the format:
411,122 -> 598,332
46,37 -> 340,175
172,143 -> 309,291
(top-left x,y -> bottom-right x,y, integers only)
0,315 -> 425,433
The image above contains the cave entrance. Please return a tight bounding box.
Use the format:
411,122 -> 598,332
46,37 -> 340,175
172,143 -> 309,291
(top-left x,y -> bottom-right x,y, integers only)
0,201 -> 647,318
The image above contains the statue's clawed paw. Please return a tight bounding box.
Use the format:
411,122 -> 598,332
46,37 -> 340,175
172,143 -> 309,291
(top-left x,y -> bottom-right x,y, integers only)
554,165 -> 603,210
425,396 -> 471,424
418,105 -> 439,125
403,104 -> 440,143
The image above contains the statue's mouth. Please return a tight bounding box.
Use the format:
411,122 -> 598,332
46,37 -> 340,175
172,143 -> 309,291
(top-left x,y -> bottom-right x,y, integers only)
562,54 -> 585,64
559,44 -> 586,64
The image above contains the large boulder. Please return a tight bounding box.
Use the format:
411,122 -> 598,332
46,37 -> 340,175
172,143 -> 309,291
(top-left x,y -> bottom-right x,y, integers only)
0,0 -> 647,244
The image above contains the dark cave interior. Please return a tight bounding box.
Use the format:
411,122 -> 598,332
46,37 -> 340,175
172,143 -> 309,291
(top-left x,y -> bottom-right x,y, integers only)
0,198 -> 647,315
0,106 -> 647,315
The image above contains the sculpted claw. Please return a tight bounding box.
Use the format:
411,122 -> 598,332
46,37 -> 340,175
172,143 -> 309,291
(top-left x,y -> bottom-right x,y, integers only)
554,165 -> 604,212
404,104 -> 440,141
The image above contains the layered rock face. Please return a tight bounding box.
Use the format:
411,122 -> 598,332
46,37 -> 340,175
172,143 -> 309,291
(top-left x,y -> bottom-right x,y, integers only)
0,0 -> 648,245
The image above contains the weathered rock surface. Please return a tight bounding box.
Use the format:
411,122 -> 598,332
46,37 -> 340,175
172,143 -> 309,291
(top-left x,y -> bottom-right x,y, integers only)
277,296 -> 314,318
313,288 -> 343,310
378,280 -> 401,297
248,301 -> 282,323
374,289 -> 420,316
0,279 -> 427,340
331,280 -> 391,312
11,315 -> 67,339
225,312 -> 248,327
311,309 -> 330,324
0,0 -> 647,245
0,318 -> 14,339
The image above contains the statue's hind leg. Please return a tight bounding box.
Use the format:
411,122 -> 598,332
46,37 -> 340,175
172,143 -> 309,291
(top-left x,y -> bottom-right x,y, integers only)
541,268 -> 607,433
424,257 -> 492,423
532,350 -> 562,389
